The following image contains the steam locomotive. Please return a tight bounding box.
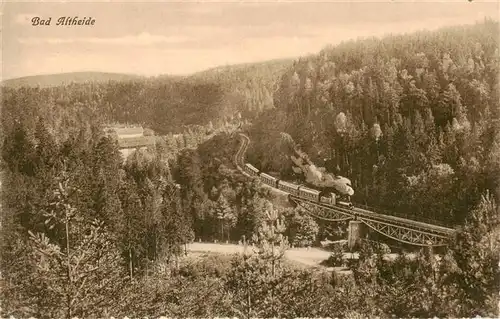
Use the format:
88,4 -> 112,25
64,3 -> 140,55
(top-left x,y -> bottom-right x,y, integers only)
243,163 -> 354,209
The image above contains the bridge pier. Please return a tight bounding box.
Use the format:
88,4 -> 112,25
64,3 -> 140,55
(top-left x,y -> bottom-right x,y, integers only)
347,220 -> 365,250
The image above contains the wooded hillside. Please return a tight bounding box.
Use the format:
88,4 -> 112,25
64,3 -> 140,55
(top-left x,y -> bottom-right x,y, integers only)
248,20 -> 500,225
1,19 -> 499,319
1,60 -> 290,135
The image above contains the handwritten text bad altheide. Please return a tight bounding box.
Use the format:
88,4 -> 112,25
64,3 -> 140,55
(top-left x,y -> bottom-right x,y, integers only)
31,17 -> 96,26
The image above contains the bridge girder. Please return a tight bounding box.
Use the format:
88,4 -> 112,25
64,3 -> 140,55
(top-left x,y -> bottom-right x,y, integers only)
292,198 -> 353,222
290,196 -> 452,247
360,218 -> 449,247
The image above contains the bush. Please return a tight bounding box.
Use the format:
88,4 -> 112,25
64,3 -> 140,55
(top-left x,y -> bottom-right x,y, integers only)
323,242 -> 346,267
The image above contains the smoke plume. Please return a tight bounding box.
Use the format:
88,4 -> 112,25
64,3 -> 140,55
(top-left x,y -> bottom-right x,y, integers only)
280,131 -> 354,196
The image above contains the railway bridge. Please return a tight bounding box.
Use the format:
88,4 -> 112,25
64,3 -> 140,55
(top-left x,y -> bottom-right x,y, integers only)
234,132 -> 456,248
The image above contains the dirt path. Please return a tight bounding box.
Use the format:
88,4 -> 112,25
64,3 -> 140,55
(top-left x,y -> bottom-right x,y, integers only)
186,242 -> 358,269
186,242 -> 414,269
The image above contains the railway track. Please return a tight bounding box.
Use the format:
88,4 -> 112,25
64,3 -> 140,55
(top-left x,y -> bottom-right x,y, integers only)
234,133 -> 250,172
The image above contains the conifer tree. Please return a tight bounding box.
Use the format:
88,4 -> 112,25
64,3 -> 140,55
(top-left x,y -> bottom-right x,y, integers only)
449,191 -> 500,317
27,173 -> 127,318
213,194 -> 235,241
225,203 -> 288,318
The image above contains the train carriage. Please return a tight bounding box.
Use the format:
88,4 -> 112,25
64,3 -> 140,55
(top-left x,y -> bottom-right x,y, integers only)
244,163 -> 259,177
298,186 -> 321,202
260,172 -> 278,188
278,180 -> 300,196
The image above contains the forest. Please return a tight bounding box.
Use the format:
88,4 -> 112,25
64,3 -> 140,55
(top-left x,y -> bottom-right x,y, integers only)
1,59 -> 289,136
1,20 -> 499,318
248,19 -> 500,226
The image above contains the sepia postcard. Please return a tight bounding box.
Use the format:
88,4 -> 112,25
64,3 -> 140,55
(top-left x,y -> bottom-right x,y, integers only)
1,1 -> 499,318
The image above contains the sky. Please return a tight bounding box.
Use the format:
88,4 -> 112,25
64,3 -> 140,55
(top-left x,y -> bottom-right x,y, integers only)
1,0 -> 499,80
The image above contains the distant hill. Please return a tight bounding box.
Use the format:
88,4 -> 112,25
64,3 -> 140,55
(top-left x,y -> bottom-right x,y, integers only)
2,72 -> 144,88
1,59 -> 295,134
189,58 -> 292,80
186,58 -> 294,117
